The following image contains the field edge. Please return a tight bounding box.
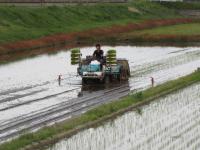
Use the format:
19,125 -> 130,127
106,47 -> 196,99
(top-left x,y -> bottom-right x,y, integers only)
1,69 -> 200,150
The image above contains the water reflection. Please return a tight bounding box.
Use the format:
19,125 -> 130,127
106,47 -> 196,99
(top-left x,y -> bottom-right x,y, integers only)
1,46 -> 200,141
81,80 -> 128,92
48,83 -> 200,150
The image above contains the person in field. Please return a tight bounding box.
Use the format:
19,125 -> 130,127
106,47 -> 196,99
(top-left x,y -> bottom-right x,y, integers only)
93,44 -> 104,70
93,44 -> 104,61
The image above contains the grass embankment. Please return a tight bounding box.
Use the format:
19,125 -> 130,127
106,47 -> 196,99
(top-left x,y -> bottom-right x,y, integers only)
0,19 -> 195,65
1,70 -> 200,150
75,21 -> 200,45
160,1 -> 200,10
104,22 -> 200,44
0,0 -> 188,64
0,1 -> 178,44
0,1 -> 199,62
136,23 -> 200,35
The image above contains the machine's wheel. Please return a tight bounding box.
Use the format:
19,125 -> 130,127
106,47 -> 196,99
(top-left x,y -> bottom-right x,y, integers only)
117,66 -> 123,82
117,74 -> 121,82
104,75 -> 110,84
119,66 -> 129,81
82,78 -> 87,85
123,69 -> 128,80
117,59 -> 130,81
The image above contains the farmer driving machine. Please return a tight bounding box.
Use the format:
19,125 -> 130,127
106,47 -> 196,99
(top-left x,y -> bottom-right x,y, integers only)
71,48 -> 130,84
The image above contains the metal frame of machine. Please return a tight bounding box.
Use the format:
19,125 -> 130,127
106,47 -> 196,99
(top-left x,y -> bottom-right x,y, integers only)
71,48 -> 130,84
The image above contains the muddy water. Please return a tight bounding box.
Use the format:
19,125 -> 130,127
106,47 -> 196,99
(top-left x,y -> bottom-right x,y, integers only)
47,83 -> 200,150
0,46 -> 200,125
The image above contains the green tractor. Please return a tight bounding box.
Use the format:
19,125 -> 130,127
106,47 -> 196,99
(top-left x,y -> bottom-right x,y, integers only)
71,48 -> 130,84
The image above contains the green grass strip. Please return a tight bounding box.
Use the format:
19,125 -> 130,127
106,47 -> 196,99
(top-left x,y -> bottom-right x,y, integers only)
1,69 -> 200,150
0,0 -> 179,44
160,1 -> 200,10
135,23 -> 200,35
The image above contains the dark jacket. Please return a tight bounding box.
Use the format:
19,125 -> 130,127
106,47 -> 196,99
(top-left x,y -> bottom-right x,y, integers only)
93,50 -> 104,60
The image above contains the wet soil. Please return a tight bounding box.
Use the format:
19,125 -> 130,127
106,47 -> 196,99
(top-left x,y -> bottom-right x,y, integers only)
47,83 -> 200,150
0,46 -> 200,127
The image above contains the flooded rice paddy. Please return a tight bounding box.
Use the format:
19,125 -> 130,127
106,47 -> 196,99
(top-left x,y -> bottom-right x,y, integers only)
48,82 -> 200,150
0,46 -> 200,141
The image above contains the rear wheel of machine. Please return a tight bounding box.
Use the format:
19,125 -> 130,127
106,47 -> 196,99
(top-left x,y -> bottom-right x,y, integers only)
118,67 -> 129,81
117,74 -> 121,82
117,66 -> 123,82
82,78 -> 87,85
117,59 -> 130,81
123,69 -> 128,80
104,75 -> 110,84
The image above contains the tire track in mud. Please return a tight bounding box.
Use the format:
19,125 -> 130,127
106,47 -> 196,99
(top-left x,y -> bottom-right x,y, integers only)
0,75 -> 81,111
0,81 -> 51,96
0,84 -> 130,142
0,87 -> 80,111
128,49 -> 200,91
130,49 -> 200,78
0,89 -> 46,104
0,46 -> 200,143
1,47 -> 200,111
52,84 -> 200,150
